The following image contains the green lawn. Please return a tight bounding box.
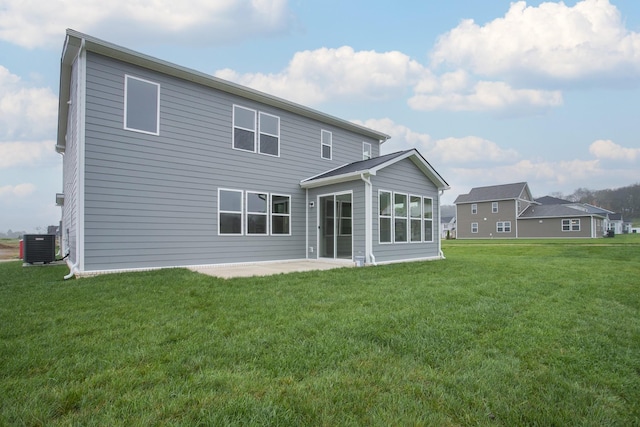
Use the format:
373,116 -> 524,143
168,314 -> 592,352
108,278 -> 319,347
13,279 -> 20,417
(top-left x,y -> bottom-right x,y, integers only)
1,237 -> 639,426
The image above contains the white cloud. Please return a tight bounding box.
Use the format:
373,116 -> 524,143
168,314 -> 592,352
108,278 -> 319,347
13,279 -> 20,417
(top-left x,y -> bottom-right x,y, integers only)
409,74 -> 563,112
431,0 -> 640,82
0,66 -> 57,140
0,183 -> 36,198
0,141 -> 56,168
589,139 -> 640,161
215,46 -> 426,105
0,0 -> 293,48
357,118 -> 519,165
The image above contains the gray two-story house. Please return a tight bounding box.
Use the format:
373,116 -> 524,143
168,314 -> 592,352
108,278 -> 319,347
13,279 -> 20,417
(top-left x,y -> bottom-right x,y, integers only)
455,182 -> 606,239
56,30 -> 449,277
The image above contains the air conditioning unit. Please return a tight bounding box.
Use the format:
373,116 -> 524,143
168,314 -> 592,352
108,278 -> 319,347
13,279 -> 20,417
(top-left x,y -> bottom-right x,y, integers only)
23,234 -> 56,264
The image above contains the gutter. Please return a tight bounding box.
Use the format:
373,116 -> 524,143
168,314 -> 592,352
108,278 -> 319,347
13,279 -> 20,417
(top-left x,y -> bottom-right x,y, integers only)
360,173 -> 376,265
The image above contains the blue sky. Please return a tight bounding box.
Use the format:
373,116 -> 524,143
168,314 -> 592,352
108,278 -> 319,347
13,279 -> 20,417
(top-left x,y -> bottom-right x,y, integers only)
1,0 -> 639,232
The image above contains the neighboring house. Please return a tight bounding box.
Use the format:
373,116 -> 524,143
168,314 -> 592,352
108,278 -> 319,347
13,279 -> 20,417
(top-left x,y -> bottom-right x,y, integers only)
607,213 -> 625,235
440,216 -> 456,239
55,30 -> 449,276
454,182 -> 536,239
455,182 -> 606,239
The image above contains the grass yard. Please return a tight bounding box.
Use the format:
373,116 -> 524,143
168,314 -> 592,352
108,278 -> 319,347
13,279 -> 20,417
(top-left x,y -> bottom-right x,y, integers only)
1,237 -> 639,426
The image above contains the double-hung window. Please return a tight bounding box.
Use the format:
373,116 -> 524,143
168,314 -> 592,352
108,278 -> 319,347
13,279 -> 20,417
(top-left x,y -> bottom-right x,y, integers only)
259,112 -> 279,156
379,191 -> 392,243
219,189 -> 243,235
233,105 -> 256,152
233,106 -> 280,156
363,142 -> 372,160
394,193 -> 408,243
497,221 -> 511,233
321,130 -> 332,159
471,222 -> 479,233
471,203 -> 477,214
562,218 -> 580,231
410,196 -> 422,242
124,75 -> 160,135
246,192 -> 268,235
219,189 -> 290,236
271,195 -> 291,235
423,197 -> 433,242
492,202 -> 499,213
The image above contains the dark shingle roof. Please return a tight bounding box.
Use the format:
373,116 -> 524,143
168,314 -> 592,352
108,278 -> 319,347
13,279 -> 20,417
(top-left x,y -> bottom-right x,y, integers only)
305,150 -> 409,181
536,196 -> 572,205
519,204 -> 604,218
454,182 -> 529,204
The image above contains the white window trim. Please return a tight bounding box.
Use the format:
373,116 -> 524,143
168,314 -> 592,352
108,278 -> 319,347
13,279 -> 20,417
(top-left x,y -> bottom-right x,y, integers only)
123,75 -> 160,136
246,191 -> 269,235
271,193 -> 292,236
232,105 -> 257,153
258,111 -> 280,157
394,192 -> 409,244
472,222 -> 479,233
363,141 -> 372,160
410,194 -> 422,243
471,203 -> 477,214
321,129 -> 332,160
562,218 -> 581,232
423,196 -> 434,242
218,188 -> 244,236
492,202 -> 499,213
378,190 -> 392,244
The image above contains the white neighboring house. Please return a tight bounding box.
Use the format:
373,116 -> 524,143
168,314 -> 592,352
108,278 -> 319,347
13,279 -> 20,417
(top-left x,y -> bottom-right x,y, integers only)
441,216 -> 456,239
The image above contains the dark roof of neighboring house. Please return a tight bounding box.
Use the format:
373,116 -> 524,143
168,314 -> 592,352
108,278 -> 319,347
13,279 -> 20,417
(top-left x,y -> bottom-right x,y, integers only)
300,149 -> 449,190
536,196 -> 572,205
441,216 -> 455,223
580,203 -> 615,215
454,182 -> 530,204
609,213 -> 623,220
519,204 -> 606,219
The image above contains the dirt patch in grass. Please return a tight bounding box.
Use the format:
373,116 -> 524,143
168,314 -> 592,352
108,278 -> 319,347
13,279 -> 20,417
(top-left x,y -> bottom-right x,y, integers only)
0,241 -> 19,261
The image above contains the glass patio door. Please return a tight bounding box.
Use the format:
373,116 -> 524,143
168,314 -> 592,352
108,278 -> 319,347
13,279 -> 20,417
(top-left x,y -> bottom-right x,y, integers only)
319,193 -> 352,259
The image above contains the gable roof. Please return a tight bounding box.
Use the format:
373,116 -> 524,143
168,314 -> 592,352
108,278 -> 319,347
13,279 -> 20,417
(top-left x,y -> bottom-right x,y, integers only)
300,149 -> 449,190
454,182 -> 532,204
519,204 -> 606,219
56,29 -> 390,153
536,196 -> 572,205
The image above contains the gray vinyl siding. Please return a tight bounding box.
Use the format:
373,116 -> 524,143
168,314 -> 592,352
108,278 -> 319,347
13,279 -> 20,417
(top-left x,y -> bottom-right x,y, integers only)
518,217 -> 594,238
372,159 -> 440,263
456,200 -> 517,239
81,52 -> 380,271
62,57 -> 80,266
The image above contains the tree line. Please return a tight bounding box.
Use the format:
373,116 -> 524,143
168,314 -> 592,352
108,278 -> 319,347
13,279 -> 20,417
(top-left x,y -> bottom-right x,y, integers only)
555,183 -> 640,219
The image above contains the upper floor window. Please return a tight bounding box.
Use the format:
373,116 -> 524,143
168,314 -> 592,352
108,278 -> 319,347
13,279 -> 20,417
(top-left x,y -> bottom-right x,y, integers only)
471,203 -> 477,214
259,112 -> 280,156
233,106 -> 280,156
321,130 -> 332,160
233,105 -> 256,152
363,142 -> 372,160
492,202 -> 499,213
124,75 -> 160,135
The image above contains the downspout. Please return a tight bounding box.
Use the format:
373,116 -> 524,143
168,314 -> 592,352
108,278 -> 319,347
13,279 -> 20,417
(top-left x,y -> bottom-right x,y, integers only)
438,189 -> 446,259
360,173 -> 376,265
305,188 -> 309,259
64,262 -> 79,280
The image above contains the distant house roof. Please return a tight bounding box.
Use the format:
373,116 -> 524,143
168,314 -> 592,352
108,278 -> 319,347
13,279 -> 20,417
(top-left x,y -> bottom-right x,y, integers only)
579,203 -> 615,215
519,204 -> 606,219
301,149 -> 449,190
454,182 -> 532,204
441,216 -> 455,223
536,196 -> 572,205
609,213 -> 623,221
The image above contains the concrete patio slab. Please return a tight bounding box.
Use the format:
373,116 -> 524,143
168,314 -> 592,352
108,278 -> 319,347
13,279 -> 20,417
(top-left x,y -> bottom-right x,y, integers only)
190,260 -> 354,279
